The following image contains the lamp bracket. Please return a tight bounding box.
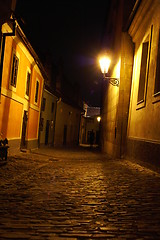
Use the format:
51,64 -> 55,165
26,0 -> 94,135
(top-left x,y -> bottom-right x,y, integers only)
104,76 -> 119,87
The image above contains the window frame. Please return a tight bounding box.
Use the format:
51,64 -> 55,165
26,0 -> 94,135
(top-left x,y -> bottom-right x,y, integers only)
25,67 -> 31,99
9,50 -> 20,92
137,25 -> 153,110
34,79 -> 40,105
152,28 -> 160,104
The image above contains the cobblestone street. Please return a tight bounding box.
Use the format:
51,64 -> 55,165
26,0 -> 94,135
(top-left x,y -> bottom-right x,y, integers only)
0,147 -> 160,239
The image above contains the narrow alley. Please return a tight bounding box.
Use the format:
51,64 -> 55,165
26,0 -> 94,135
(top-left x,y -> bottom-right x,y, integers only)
0,147 -> 160,239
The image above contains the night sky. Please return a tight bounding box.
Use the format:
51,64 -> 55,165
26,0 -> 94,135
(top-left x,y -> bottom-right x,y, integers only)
15,1 -> 110,106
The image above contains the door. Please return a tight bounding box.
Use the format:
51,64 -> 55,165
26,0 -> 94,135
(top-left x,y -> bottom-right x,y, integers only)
63,125 -> 67,145
21,111 -> 28,148
45,120 -> 50,145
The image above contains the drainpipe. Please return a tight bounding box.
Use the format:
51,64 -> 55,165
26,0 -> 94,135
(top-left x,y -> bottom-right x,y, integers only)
0,17 -> 16,97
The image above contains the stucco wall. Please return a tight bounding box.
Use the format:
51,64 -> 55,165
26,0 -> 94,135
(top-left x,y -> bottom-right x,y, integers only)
39,89 -> 57,145
0,22 -> 44,151
54,101 -> 81,147
127,1 -> 160,144
0,94 -> 23,138
126,0 -> 160,163
101,78 -> 119,157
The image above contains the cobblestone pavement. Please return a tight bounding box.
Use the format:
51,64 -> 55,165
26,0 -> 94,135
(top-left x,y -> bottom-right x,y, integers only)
0,147 -> 160,240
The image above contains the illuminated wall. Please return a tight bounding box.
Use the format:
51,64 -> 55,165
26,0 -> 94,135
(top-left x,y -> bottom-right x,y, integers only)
0,22 -> 44,153
101,60 -> 120,157
101,0 -> 134,158
0,95 -> 23,139
127,0 -> 160,163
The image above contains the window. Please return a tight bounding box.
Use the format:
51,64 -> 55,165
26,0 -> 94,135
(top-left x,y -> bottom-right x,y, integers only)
137,41 -> 149,103
41,98 -> 46,111
25,71 -> 31,97
87,118 -> 94,123
11,53 -> 19,88
39,118 -> 44,131
35,80 -> 39,103
154,29 -> 160,95
137,26 -> 153,109
51,102 -> 54,113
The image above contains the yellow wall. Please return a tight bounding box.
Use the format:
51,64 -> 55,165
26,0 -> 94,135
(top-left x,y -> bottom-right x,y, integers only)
101,0 -> 123,158
101,63 -> 120,156
0,23 -> 44,150
27,108 -> 39,139
0,94 -> 23,139
101,0 -> 134,158
128,0 -> 160,144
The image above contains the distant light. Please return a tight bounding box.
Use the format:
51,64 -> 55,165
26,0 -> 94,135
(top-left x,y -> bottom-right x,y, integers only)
97,116 -> 101,122
99,56 -> 111,74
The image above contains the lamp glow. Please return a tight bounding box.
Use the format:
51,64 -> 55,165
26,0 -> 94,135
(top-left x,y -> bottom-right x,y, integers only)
99,56 -> 111,74
97,116 -> 101,122
98,54 -> 119,87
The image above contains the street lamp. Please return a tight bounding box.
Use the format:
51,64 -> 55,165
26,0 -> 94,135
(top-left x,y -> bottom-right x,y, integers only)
99,56 -> 119,87
97,116 -> 101,122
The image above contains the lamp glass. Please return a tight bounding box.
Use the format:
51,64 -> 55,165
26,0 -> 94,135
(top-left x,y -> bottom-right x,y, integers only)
97,116 -> 101,122
99,56 -> 111,74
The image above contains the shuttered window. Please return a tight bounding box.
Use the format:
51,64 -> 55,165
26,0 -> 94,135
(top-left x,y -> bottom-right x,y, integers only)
154,29 -> 160,95
11,53 -> 19,87
137,41 -> 149,103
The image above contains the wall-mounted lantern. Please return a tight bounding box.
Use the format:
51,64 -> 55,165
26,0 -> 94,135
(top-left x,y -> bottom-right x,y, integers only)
97,116 -> 101,122
99,56 -> 119,87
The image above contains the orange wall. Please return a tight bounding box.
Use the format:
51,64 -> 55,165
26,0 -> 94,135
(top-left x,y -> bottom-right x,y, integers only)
1,25 -> 44,146
27,108 -> 39,139
2,37 -> 33,99
30,69 -> 43,108
0,95 -> 23,139
1,37 -> 13,90
2,35 -> 43,108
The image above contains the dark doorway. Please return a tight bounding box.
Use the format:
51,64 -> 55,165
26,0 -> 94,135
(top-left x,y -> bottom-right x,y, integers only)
63,125 -> 67,145
45,120 -> 50,145
96,130 -> 100,144
21,110 -> 28,148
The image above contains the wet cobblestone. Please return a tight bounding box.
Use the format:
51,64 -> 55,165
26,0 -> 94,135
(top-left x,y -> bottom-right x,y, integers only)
0,147 -> 160,239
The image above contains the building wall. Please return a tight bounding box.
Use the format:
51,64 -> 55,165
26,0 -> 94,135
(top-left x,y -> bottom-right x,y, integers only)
101,79 -> 119,157
79,115 -> 100,145
101,0 -> 123,158
0,22 -> 44,153
127,0 -> 160,164
117,33 -> 134,158
0,94 -> 23,138
79,105 -> 101,145
101,0 -> 160,163
39,89 -> 57,146
101,0 -> 134,159
79,116 -> 86,144
54,100 -> 81,147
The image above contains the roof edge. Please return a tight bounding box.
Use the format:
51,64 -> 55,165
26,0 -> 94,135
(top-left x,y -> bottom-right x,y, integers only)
123,0 -> 142,31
